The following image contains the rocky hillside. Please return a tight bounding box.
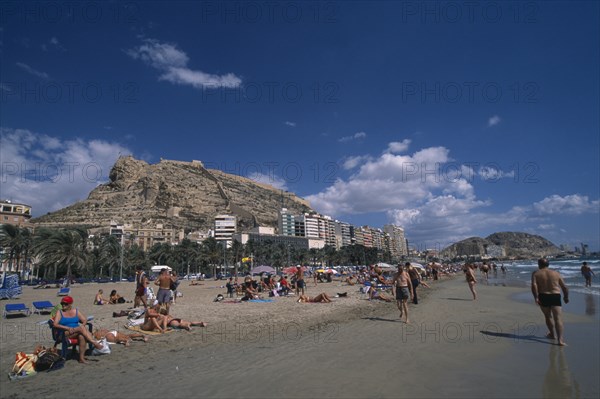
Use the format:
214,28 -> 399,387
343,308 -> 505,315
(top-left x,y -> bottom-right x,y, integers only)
441,232 -> 560,259
32,156 -> 312,232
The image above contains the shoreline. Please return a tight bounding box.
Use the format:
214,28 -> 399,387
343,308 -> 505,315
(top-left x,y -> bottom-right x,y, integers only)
1,276 -> 598,398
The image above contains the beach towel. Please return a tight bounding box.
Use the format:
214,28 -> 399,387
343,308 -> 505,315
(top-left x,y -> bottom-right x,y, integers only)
126,325 -> 173,335
248,299 -> 274,303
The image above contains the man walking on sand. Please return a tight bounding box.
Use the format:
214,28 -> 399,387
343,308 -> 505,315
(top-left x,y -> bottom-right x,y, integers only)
392,263 -> 413,323
295,265 -> 305,296
155,268 -> 176,314
134,266 -> 148,309
531,258 -> 569,346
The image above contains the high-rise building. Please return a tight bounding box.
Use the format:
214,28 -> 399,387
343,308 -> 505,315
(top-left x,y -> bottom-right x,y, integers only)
384,224 -> 408,261
214,214 -> 237,245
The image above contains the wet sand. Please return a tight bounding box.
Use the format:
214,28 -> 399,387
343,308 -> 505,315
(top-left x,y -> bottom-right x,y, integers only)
1,276 -> 598,398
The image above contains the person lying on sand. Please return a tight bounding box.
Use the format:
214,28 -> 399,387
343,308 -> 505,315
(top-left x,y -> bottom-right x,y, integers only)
369,287 -> 393,302
157,307 -> 208,331
141,306 -> 169,333
94,328 -> 148,345
297,293 -> 332,303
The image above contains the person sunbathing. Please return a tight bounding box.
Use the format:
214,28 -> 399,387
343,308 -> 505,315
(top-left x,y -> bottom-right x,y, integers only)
141,306 -> 169,333
297,293 -> 332,303
93,328 -> 148,345
157,308 -> 208,331
94,289 -> 108,305
109,290 -> 130,304
345,276 -> 356,286
369,287 -> 393,302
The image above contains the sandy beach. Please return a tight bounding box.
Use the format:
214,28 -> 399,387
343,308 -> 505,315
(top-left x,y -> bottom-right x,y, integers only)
1,274 -> 598,398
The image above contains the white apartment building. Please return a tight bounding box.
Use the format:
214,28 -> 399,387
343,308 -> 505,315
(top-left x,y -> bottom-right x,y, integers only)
214,214 -> 237,245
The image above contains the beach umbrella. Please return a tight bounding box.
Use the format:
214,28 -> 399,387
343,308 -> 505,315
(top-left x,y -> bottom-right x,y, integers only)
250,265 -> 276,275
410,263 -> 426,272
324,268 -> 337,274
283,266 -> 304,274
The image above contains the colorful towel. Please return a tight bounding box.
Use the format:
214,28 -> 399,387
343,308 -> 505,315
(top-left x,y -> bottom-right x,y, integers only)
126,325 -> 173,335
248,299 -> 274,303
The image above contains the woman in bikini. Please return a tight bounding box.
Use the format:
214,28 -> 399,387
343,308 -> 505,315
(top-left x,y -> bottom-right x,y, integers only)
93,328 -> 148,345
297,293 -> 332,303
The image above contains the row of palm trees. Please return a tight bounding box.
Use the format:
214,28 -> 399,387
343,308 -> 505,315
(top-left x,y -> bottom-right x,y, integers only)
1,224 -> 392,281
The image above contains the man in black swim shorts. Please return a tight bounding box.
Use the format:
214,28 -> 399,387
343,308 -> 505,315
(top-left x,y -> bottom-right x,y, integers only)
531,258 -> 569,346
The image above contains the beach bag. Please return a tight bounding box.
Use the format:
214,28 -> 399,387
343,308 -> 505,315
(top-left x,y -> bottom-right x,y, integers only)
92,338 -> 111,355
12,352 -> 36,375
34,349 -> 64,372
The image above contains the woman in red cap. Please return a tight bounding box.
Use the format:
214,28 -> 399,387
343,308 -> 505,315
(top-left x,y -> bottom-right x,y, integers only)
53,296 -> 104,363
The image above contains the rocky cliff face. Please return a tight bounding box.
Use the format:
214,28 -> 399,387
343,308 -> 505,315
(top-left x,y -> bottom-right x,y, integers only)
32,156 -> 312,232
441,232 -> 560,259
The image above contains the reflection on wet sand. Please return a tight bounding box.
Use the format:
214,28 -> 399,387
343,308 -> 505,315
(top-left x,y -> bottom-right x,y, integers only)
584,293 -> 596,317
543,346 -> 580,398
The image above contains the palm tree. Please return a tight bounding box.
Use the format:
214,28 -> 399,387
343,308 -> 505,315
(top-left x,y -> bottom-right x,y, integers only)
33,228 -> 88,285
0,224 -> 32,276
99,235 -> 121,278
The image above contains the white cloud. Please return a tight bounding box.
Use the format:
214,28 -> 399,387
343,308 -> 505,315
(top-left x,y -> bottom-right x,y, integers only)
385,139 -> 411,154
307,142 -> 600,249
247,172 -> 288,191
16,62 -> 49,79
342,155 -> 372,170
127,38 -> 241,89
41,37 -> 66,52
284,121 -> 296,127
478,166 -> 515,181
532,194 -> 600,215
488,115 -> 501,127
338,131 -> 367,143
0,128 -> 131,216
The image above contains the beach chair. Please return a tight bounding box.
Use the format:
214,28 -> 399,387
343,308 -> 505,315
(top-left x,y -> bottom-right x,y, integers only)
57,287 -> 71,296
3,303 -> 31,318
32,301 -> 55,315
0,273 -> 23,299
49,316 -> 94,360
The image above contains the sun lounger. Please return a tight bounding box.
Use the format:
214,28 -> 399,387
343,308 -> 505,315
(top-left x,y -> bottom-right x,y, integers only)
57,287 -> 70,296
3,303 -> 31,318
32,301 -> 55,315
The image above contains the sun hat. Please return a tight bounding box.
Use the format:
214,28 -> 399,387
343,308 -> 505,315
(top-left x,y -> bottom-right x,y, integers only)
61,296 -> 73,304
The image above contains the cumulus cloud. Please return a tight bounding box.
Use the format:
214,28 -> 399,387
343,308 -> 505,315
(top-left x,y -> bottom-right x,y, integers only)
126,38 -> 241,89
488,115 -> 501,127
15,62 -> 49,79
0,128 -> 131,216
385,139 -> 411,154
339,131 -> 367,143
478,165 -> 515,181
532,194 -> 599,215
307,142 -> 600,249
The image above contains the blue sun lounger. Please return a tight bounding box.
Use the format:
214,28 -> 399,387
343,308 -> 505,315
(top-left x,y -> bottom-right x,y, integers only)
57,287 -> 71,296
3,303 -> 31,318
33,301 -> 55,315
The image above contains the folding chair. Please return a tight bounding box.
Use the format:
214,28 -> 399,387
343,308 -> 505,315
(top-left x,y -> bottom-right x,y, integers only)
33,301 -> 55,315
3,303 -> 31,318
57,287 -> 71,296
48,316 -> 94,360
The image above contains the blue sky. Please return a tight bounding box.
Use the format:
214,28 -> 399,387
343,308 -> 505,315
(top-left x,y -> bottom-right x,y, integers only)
1,1 -> 599,251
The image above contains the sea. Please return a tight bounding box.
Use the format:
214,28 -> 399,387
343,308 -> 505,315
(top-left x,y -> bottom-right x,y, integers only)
492,257 -> 600,321
497,257 -> 600,296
